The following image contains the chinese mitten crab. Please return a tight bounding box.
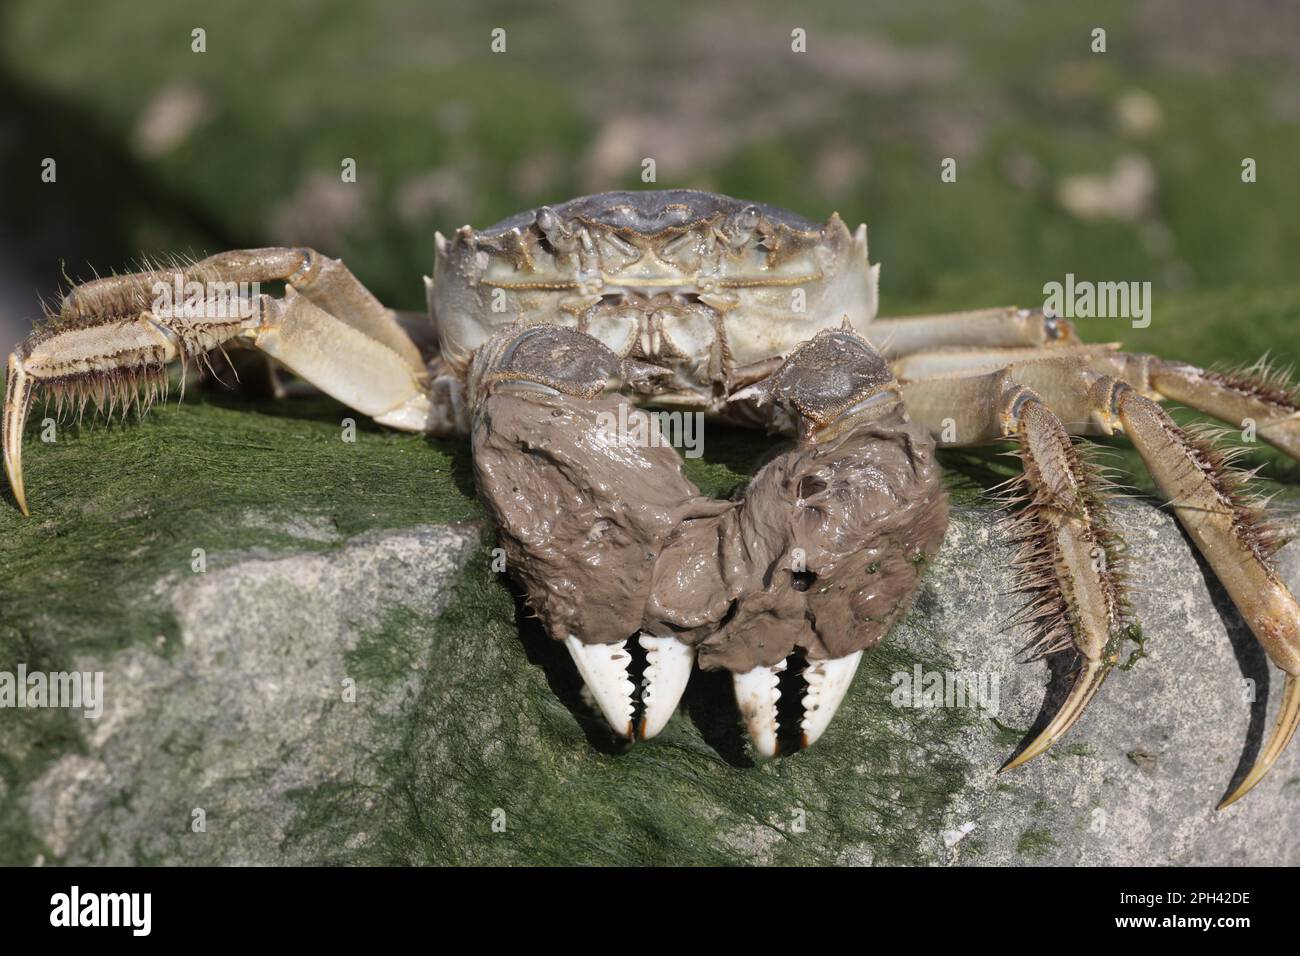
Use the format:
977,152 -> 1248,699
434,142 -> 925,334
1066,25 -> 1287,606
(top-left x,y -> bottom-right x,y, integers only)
6,190 -> 1300,808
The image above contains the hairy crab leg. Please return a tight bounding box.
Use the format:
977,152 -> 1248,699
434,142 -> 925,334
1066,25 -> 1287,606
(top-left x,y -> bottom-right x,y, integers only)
1115,389 -> 1300,808
906,356 -> 1300,803
4,307 -> 237,515
903,370 -> 1133,770
1138,356 -> 1300,462
3,253 -> 444,514
897,345 -> 1300,461
1105,353 -> 1300,805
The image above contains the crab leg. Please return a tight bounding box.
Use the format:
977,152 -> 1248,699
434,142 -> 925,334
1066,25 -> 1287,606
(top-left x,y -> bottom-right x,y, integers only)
4,306 -> 245,515
903,369 -> 1132,769
4,251 -> 442,514
869,306 -> 1077,359
894,344 -> 1122,382
898,345 -> 1300,462
57,248 -> 427,374
1140,357 -> 1300,462
1116,390 -> 1300,807
906,358 -> 1300,801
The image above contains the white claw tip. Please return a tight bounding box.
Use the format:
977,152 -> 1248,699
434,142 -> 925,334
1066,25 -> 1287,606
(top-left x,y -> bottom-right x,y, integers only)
733,661 -> 786,758
565,636 -> 635,738
638,633 -> 694,740
800,651 -> 863,749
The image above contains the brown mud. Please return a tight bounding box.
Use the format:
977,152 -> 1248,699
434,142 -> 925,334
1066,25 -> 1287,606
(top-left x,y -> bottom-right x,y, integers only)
473,389 -> 948,673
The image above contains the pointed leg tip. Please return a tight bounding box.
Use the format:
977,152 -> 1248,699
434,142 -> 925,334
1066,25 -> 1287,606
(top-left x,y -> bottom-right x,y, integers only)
997,747 -> 1043,775
1216,673 -> 1300,810
4,466 -> 27,515
1001,657 -> 1110,775
1216,768 -> 1265,811
4,355 -> 33,515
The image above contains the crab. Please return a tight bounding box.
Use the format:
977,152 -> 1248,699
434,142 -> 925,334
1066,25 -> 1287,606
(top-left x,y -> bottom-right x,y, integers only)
5,189 -> 1300,808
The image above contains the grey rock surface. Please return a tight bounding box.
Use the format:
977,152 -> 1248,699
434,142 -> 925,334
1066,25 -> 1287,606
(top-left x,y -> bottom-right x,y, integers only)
905,504 -> 1300,866
24,524 -> 480,865
17,505 -> 1300,865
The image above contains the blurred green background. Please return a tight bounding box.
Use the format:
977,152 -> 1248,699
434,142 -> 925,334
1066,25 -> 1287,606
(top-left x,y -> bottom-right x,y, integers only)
2,0 -> 1299,355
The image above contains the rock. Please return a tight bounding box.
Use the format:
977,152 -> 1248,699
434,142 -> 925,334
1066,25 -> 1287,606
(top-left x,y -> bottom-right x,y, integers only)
911,505 -> 1300,866
13,501 -> 1299,865
23,524 -> 480,865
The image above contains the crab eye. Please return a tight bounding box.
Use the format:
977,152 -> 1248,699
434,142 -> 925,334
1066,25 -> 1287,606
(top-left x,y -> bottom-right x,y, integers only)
535,206 -> 574,246
724,205 -> 762,246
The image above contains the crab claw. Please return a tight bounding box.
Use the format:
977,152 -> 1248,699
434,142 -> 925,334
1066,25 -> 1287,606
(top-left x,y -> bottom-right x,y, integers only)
565,636 -> 636,738
800,651 -> 863,749
3,353 -> 33,516
638,633 -> 694,739
999,656 -> 1110,774
734,653 -> 863,756
566,634 -> 695,740
1217,673 -> 1300,810
733,660 -> 787,757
